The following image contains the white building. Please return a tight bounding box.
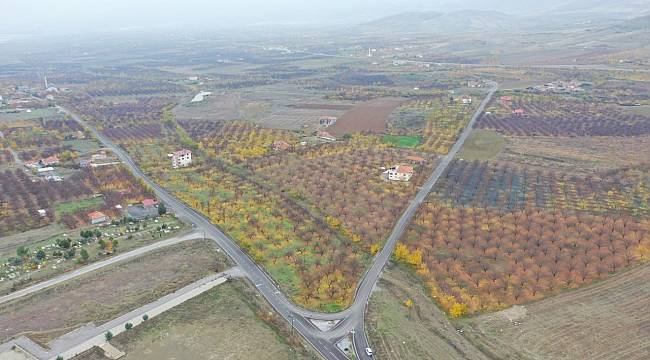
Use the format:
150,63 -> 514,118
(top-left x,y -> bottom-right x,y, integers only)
384,165 -> 414,182
319,116 -> 337,127
170,149 -> 192,168
190,91 -> 212,103
461,96 -> 472,104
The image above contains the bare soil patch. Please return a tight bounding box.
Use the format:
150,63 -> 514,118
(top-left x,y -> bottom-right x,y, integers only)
74,280 -> 315,360
329,98 -> 403,135
461,263 -> 650,360
366,265 -> 489,360
290,103 -> 354,111
497,135 -> 650,174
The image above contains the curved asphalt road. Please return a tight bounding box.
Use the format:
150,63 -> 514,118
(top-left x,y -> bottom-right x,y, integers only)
57,83 -> 496,360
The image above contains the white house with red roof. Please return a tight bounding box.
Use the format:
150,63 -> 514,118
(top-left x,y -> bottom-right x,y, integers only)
384,165 -> 414,182
87,211 -> 109,225
41,155 -> 59,166
170,149 -> 192,168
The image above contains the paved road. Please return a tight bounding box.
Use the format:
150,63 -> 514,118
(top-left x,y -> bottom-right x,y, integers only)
1,268 -> 237,360
347,82 -> 498,359
0,230 -> 203,305
59,107 -> 349,360
59,84 -> 496,360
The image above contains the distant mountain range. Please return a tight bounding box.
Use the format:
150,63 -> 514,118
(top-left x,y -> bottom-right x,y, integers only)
356,1 -> 650,35
356,10 -> 521,35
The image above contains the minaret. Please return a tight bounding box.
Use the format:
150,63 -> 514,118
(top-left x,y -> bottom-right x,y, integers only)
44,76 -> 48,90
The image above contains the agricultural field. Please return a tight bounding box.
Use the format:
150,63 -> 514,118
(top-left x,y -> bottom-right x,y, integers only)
64,97 -> 178,129
251,138 -> 438,250
476,94 -> 650,137
143,160 -> 359,311
328,98 -> 403,135
0,239 -> 228,344
433,160 -> 650,216
0,165 -> 154,235
366,265 -> 488,360
461,262 -> 650,360
116,114 -> 438,311
496,135 -> 650,173
381,134 -> 422,148
178,120 -> 298,163
457,130 -> 507,161
388,96 -> 481,154
76,280 -> 316,360
390,86 -> 650,318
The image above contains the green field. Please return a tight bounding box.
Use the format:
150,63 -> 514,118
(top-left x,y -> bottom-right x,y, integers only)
63,139 -> 100,154
55,196 -> 105,215
382,134 -> 423,148
457,129 -> 507,161
0,108 -> 59,122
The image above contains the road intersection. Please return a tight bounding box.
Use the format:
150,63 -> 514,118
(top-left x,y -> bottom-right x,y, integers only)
57,82 -> 496,359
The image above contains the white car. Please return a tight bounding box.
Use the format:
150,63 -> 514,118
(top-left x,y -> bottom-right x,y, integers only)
365,347 -> 373,356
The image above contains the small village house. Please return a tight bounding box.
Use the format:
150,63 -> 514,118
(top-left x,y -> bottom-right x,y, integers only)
170,149 -> 192,168
319,116 -> 338,127
385,165 -> 414,182
461,95 -> 472,104
37,166 -> 54,173
142,198 -> 157,208
24,160 -> 40,168
317,131 -> 337,142
91,151 -> 107,161
41,155 -> 59,166
87,211 -> 108,225
513,108 -> 525,116
406,155 -> 426,165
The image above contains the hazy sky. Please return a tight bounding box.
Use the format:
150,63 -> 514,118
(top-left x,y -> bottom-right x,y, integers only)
0,0 -> 644,36
0,0 -> 437,34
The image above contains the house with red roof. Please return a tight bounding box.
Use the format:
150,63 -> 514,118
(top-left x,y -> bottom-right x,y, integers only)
384,165 -> 414,182
142,198 -> 157,208
87,211 -> 109,225
406,155 -> 426,164
41,155 -> 59,166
